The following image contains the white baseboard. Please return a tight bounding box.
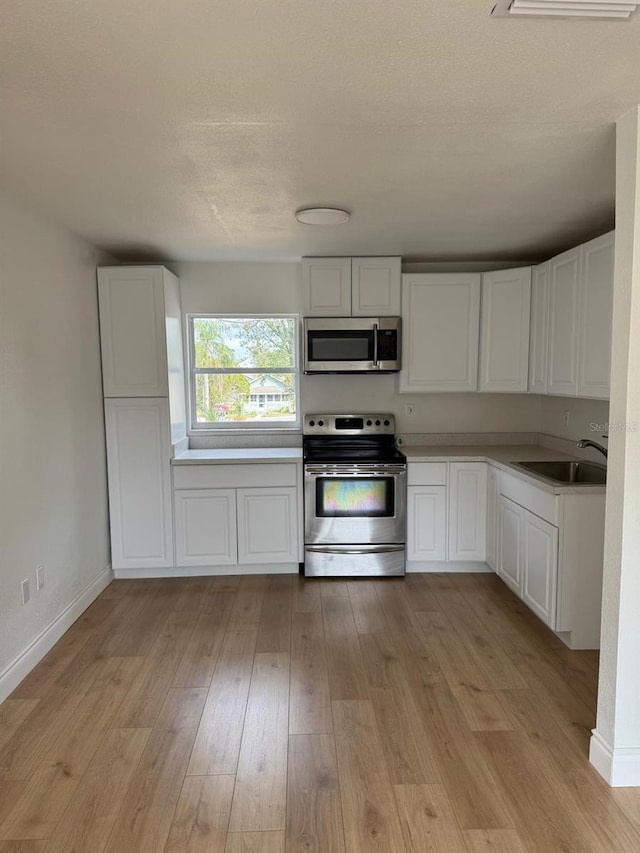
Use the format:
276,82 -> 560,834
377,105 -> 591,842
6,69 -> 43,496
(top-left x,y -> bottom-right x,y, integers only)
406,560 -> 493,573
0,564 -> 114,703
113,562 -> 300,579
590,730 -> 640,787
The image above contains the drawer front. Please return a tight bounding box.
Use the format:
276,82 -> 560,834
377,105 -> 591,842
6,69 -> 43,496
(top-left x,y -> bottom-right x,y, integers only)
500,470 -> 558,525
173,463 -> 297,490
407,462 -> 448,486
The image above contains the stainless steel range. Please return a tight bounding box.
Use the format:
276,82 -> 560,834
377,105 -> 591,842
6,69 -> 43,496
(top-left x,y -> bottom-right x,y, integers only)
303,413 -> 407,577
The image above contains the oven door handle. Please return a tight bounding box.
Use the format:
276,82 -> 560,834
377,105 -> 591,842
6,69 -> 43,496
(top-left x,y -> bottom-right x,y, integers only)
305,545 -> 405,555
304,467 -> 406,476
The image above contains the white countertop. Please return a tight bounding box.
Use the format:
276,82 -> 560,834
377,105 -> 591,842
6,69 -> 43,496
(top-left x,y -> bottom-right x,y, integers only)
172,447 -> 303,465
404,444 -> 606,494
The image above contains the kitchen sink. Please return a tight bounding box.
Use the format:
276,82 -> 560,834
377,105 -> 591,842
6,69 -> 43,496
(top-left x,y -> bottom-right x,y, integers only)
511,460 -> 607,485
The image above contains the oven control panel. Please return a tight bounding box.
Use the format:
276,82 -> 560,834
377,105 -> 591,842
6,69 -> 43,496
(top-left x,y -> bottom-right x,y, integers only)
303,414 -> 395,435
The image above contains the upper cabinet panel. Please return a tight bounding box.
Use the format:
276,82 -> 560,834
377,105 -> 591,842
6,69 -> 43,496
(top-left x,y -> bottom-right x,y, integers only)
578,231 -> 614,400
399,273 -> 481,393
547,247 -> 581,397
302,258 -> 352,315
479,267 -> 531,393
351,257 -> 401,316
528,262 -> 550,394
99,266 -> 171,398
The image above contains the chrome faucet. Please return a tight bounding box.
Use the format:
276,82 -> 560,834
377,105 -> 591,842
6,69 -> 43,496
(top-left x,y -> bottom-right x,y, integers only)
576,436 -> 608,460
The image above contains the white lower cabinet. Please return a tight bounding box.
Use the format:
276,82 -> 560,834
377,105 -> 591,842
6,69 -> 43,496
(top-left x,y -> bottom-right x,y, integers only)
448,462 -> 487,562
521,510 -> 558,628
498,495 -> 558,629
174,489 -> 237,566
104,397 -> 174,569
486,464 -> 500,571
236,487 -> 298,564
497,495 -> 524,596
173,464 -> 299,569
407,485 -> 447,562
406,461 -> 487,567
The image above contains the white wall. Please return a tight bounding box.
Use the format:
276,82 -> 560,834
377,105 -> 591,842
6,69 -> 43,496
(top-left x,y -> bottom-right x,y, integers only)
0,195 -> 110,689
175,261 -> 543,437
539,396 -> 610,443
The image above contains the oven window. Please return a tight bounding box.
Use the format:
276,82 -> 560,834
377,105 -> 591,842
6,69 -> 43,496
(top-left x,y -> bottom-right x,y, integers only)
316,478 -> 395,517
308,330 -> 373,362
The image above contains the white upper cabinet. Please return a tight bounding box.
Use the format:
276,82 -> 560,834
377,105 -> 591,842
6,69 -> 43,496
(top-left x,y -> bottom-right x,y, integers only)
479,267 -> 531,393
578,231 -> 615,399
99,266 -> 170,397
528,261 -> 550,394
302,258 -> 352,315
400,273 -> 481,393
351,257 -> 402,315
547,247 -> 581,396
98,265 -> 186,442
302,257 -> 401,316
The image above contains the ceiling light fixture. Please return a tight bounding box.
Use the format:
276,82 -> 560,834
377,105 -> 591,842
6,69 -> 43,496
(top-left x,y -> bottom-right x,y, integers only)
491,0 -> 639,18
295,207 -> 351,226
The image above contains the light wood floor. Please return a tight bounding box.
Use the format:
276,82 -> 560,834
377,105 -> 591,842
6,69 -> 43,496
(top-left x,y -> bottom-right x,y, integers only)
1,572 -> 639,852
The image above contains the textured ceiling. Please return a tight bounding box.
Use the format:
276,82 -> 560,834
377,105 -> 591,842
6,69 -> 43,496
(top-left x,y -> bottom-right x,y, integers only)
1,1 -> 639,261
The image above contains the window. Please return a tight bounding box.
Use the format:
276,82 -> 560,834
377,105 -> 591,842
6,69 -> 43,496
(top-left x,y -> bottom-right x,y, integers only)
188,315 -> 299,429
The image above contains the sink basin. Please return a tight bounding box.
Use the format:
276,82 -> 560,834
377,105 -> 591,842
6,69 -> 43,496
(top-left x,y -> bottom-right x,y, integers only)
511,460 -> 607,485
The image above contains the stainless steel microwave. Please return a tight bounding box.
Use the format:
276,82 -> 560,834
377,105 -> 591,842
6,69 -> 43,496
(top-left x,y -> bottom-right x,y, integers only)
303,317 -> 401,373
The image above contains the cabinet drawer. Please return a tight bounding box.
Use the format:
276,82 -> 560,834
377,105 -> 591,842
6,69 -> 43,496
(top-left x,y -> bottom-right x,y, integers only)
500,470 -> 558,525
407,462 -> 448,486
173,463 -> 297,490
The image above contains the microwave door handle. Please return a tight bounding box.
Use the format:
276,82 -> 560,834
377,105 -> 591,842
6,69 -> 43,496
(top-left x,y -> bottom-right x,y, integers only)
373,323 -> 378,368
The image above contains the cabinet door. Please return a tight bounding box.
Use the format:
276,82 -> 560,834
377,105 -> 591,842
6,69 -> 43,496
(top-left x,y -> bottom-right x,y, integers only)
302,258 -> 352,316
448,463 -> 487,561
497,496 -> 523,595
479,267 -> 531,393
104,398 -> 173,569
486,465 -> 500,571
399,274 -> 481,392
547,248 -> 581,396
98,267 -> 169,397
407,486 -> 447,562
522,511 -> 558,628
578,232 -> 614,400
528,262 -> 550,394
236,487 -> 298,564
174,489 -> 237,567
351,257 -> 401,316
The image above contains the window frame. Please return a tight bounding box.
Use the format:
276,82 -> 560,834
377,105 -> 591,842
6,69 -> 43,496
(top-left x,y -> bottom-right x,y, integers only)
187,313 -> 301,432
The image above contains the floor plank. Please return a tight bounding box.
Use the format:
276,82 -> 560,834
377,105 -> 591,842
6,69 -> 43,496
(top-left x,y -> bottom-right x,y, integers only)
322,597 -> 369,701
172,593 -> 235,688
41,727 -> 151,853
187,628 -> 258,776
228,653 -> 289,832
103,687 -> 207,853
224,831 -> 284,853
286,734 -> 345,853
332,700 -> 407,853
164,775 -> 235,853
463,828 -> 528,852
393,784 -> 468,853
289,612 -> 332,736
256,576 -> 293,654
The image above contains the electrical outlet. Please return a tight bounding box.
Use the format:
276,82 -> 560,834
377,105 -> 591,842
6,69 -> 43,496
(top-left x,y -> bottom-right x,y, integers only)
405,404 -> 415,417
563,410 -> 570,429
36,565 -> 45,591
21,578 -> 30,605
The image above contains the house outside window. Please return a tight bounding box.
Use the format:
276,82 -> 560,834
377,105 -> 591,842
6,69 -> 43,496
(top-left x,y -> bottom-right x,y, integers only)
188,315 -> 299,430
